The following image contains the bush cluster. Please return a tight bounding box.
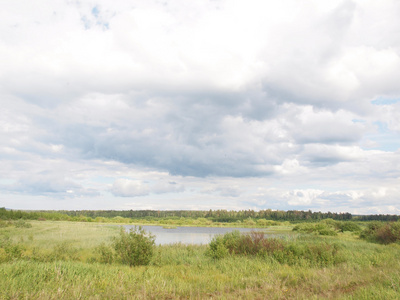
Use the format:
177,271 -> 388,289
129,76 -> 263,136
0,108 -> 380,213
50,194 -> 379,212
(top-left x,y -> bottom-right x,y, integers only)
292,223 -> 337,236
14,219 -> 33,228
360,221 -> 400,244
0,235 -> 80,263
292,220 -> 361,236
0,235 -> 25,262
0,220 -> 12,228
0,219 -> 33,228
336,221 -> 361,233
111,226 -> 155,266
95,226 -> 156,266
0,225 -> 156,266
206,231 -> 343,267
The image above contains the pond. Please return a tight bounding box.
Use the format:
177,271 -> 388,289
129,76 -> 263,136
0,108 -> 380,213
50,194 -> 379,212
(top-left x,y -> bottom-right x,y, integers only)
123,225 -> 268,245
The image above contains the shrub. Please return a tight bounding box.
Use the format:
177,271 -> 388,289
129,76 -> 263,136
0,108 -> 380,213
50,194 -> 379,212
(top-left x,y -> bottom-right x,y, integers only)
228,231 -> 285,256
359,221 -> 382,239
206,231 -> 343,267
256,219 -> 279,227
293,223 -> 337,236
337,221 -> 361,233
14,219 -> 32,228
208,231 -> 285,258
51,242 -> 79,261
113,226 -> 155,266
206,235 -> 229,259
360,221 -> 400,244
0,234 -> 11,248
244,218 -> 256,226
375,222 -> 400,244
0,235 -> 25,262
96,243 -> 114,264
112,216 -> 131,223
0,220 -> 12,228
221,230 -> 241,252
4,244 -> 25,261
359,221 -> 400,244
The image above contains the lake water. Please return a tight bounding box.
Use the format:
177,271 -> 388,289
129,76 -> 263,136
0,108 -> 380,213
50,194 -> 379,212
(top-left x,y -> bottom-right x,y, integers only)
123,225 -> 266,245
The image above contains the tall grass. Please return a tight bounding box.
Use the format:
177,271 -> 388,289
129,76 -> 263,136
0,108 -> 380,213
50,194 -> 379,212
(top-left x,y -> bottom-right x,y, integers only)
1,220 -> 400,299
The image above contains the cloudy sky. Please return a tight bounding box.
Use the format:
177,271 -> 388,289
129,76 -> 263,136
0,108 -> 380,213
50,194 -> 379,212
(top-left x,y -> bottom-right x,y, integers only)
1,0 -> 400,214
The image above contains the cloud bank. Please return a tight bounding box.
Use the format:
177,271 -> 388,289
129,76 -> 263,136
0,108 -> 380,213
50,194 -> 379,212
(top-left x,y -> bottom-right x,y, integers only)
1,0 -> 400,214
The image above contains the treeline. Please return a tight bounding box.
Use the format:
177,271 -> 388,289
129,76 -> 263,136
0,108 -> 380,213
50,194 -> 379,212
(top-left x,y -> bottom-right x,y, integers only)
353,214 -> 400,221
23,208 -> 352,222
1,207 -> 398,223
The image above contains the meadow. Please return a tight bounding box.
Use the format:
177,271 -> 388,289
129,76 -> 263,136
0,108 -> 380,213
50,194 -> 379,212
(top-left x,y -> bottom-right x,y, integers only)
1,220 -> 400,299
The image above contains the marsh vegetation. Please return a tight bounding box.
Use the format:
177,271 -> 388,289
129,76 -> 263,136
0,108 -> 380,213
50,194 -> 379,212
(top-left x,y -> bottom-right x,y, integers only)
1,217 -> 400,299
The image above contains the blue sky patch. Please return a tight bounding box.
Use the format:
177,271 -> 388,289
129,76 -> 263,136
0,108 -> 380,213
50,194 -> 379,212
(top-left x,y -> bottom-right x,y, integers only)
371,98 -> 400,105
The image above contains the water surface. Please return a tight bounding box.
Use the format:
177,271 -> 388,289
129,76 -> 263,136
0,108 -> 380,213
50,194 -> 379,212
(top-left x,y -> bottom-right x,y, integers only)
123,225 -> 266,245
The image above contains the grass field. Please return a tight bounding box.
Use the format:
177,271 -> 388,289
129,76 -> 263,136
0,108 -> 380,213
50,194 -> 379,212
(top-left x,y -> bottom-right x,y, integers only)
1,220 -> 400,299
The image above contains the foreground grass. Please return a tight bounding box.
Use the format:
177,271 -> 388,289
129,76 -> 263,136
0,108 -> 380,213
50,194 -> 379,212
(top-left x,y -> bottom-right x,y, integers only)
1,221 -> 400,299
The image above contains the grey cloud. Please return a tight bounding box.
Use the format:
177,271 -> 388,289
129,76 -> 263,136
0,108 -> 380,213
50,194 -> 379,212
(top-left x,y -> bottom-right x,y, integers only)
2,0 -> 400,213
290,118 -> 364,145
300,144 -> 357,166
1,172 -> 99,198
152,181 -> 185,194
201,184 -> 242,197
33,93 -> 289,177
323,0 -> 356,41
318,191 -> 353,203
15,86 -> 371,178
215,186 -> 242,197
111,178 -> 185,197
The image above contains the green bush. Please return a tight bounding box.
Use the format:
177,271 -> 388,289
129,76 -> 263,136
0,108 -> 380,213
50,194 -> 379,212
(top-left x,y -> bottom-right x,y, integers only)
206,231 -> 343,267
113,226 -> 155,266
359,221 -> 400,244
96,243 -> 114,264
14,219 -> 32,228
256,219 -> 280,227
208,231 -> 286,258
373,222 -> 400,244
0,235 -> 25,262
51,242 -> 79,261
359,221 -> 382,239
337,221 -> 361,233
293,223 -> 337,236
206,235 -> 229,259
0,234 -> 11,248
0,220 -> 12,228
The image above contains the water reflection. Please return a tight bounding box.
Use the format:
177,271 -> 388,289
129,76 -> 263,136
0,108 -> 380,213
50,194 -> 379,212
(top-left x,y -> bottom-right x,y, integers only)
123,225 -> 265,245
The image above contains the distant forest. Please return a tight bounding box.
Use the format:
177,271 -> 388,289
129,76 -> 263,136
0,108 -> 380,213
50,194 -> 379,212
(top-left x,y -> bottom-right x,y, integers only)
0,207 -> 399,222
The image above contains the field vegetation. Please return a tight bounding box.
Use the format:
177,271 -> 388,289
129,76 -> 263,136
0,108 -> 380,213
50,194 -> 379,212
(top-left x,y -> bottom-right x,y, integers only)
1,217 -> 400,299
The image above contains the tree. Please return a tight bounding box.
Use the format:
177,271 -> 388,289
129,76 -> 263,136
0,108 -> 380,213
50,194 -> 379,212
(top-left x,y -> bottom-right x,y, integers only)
113,226 -> 155,266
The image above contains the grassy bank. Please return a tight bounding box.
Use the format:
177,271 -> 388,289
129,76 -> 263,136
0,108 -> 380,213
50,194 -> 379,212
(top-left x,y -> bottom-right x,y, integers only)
1,221 -> 400,299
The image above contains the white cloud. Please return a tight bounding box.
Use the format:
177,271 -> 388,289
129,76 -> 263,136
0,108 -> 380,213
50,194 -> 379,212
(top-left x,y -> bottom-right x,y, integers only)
111,179 -> 150,197
1,0 -> 400,213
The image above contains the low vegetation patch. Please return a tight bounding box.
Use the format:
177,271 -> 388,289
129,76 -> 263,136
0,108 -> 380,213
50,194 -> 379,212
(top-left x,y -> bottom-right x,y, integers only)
360,221 -> 400,244
292,220 -> 362,236
292,222 -> 338,236
0,219 -> 32,228
2,219 -> 400,299
207,230 -> 344,267
14,219 -> 33,228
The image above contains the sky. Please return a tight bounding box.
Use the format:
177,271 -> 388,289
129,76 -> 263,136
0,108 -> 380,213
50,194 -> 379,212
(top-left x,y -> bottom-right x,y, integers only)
1,0 -> 400,214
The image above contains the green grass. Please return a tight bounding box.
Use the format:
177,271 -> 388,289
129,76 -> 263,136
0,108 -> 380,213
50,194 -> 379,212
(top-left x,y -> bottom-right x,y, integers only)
1,221 -> 120,248
1,220 -> 400,299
